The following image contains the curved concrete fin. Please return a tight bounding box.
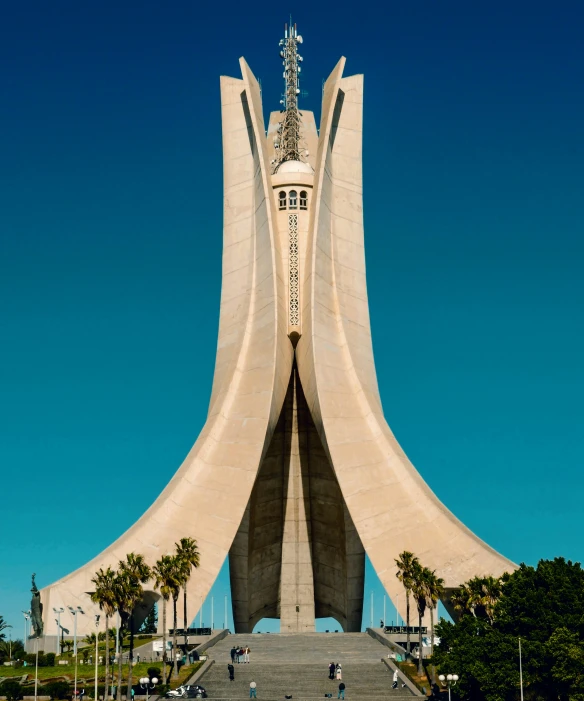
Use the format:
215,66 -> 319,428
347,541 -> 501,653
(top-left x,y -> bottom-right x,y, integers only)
39,68 -> 293,638
297,65 -> 515,613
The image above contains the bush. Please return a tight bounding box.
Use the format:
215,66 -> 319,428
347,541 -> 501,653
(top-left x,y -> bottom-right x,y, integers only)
37,653 -> 47,667
147,667 -> 161,679
24,653 -> 36,665
0,680 -> 22,700
43,681 -> 70,699
46,652 -> 56,667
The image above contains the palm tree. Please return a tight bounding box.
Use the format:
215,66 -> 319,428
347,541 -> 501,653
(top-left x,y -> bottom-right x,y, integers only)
395,551 -> 420,659
0,616 -> 11,642
153,555 -> 181,687
451,576 -> 501,624
117,554 -> 152,700
91,566 -> 117,701
174,538 -> 200,672
411,563 -> 429,675
480,576 -> 502,625
423,569 -> 444,681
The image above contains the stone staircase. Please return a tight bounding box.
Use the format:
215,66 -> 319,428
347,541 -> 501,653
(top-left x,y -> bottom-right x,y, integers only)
196,633 -> 415,700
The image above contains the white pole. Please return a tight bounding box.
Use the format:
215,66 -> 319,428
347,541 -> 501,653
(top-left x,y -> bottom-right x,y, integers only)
74,613 -> 78,701
396,595 -> 399,627
383,596 -> 386,628
211,597 -> 214,631
519,638 -> 524,701
94,617 -> 100,701
115,612 -> 120,656
34,638 -> 39,701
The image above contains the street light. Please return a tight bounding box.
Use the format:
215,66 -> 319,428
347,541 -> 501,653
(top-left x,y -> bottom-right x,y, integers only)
438,673 -> 459,701
68,605 -> 85,701
22,611 -> 31,645
53,608 -> 65,656
139,677 -> 158,701
94,615 -> 100,701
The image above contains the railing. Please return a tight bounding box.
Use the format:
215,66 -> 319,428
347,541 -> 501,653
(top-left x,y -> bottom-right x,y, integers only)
383,625 -> 427,634
169,627 -> 212,636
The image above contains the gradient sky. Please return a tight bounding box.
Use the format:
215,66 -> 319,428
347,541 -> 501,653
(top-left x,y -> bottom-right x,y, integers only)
1,0 -> 583,637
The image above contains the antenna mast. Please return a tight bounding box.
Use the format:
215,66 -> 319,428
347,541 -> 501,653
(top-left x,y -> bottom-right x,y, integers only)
273,22 -> 304,172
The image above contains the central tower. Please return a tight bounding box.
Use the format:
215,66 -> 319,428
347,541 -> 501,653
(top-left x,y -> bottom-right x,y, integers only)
38,24 -> 514,647
229,24 -> 365,633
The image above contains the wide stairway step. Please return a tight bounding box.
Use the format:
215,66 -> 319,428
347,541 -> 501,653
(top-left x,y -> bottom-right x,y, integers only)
194,633 -> 415,699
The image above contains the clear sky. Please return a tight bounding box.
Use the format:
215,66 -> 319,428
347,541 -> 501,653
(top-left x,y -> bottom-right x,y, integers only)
1,0 -> 583,637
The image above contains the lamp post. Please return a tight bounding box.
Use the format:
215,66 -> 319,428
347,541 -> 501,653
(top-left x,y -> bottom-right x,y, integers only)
53,607 -> 65,656
68,605 -> 85,701
94,615 -> 100,701
22,611 -> 31,647
139,677 -> 157,701
519,637 -> 524,701
5,628 -> 13,661
438,674 -> 459,701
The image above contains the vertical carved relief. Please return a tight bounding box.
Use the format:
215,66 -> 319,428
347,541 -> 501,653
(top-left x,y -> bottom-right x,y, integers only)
289,213 -> 299,327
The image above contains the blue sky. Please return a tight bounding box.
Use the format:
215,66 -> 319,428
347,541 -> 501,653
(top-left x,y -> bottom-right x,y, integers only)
1,0 -> 583,636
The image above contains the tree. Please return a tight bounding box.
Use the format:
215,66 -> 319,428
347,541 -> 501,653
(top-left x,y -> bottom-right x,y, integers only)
395,551 -> 420,658
0,616 -> 11,642
0,639 -> 24,663
424,568 -> 444,669
91,566 -> 117,701
116,554 -> 151,700
153,555 -> 181,687
175,538 -> 200,661
451,576 -> 502,624
545,627 -> 584,699
433,558 -> 584,701
411,563 -> 429,675
139,605 -> 158,634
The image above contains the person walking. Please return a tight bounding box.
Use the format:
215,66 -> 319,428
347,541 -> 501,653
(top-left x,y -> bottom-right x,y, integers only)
337,682 -> 345,700
228,663 -> 235,681
249,680 -> 257,698
336,664 -> 342,680
392,669 -> 398,689
328,662 -> 335,680
230,647 -> 236,663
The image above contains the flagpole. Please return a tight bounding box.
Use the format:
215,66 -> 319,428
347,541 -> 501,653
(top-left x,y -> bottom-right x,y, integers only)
519,637 -> 524,701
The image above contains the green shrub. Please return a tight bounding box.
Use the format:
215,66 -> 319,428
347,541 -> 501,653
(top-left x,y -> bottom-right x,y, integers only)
147,667 -> 161,679
37,653 -> 47,667
0,680 -> 22,700
46,652 -> 56,667
43,681 -> 70,699
24,653 -> 36,665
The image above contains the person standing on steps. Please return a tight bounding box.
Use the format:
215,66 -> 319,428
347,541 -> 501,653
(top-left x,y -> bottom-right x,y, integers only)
230,646 -> 236,663
336,663 -> 342,680
249,680 -> 257,698
338,682 -> 345,700
392,669 -> 398,689
328,662 -> 336,679
244,645 -> 250,663
228,663 -> 235,681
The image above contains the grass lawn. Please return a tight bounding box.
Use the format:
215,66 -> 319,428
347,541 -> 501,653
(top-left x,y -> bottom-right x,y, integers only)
0,661 -> 202,689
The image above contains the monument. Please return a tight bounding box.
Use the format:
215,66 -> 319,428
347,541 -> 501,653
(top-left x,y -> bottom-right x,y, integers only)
37,24 -> 514,643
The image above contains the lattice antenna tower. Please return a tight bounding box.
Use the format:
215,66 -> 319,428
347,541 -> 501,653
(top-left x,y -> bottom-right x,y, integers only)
273,22 -> 304,172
